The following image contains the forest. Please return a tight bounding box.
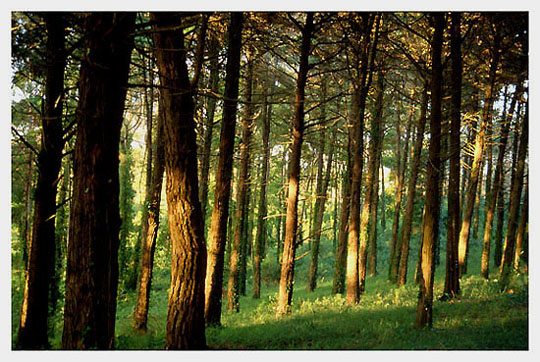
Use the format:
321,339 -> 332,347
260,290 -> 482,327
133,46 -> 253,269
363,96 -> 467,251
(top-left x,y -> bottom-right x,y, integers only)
10,11 -> 528,350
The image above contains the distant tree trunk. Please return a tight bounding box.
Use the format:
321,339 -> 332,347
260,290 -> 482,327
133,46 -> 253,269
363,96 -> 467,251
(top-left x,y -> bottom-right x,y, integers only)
307,126 -> 335,292
228,44 -> 254,311
332,142 -> 352,294
204,13 -> 243,326
442,12 -> 462,299
513,182 -> 528,269
21,149 -> 34,271
458,35 -> 500,277
396,80 -> 428,287
480,79 -> 522,279
416,13 -> 443,329
152,12 -> 207,349
253,83 -> 271,299
346,13 -> 377,305
500,104 -> 528,289
61,13 -> 135,349
17,12 -> 66,350
472,159 -> 484,240
133,102 -> 165,332
277,13 -> 314,315
493,179 -> 506,268
199,36 -> 221,225
380,157 -> 386,230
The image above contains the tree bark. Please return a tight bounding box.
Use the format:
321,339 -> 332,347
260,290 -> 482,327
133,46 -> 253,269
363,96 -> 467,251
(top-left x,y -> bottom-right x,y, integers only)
513,182 -> 528,269
277,13 -> 314,315
204,13 -> 243,326
61,13 -> 135,349
416,13 -> 443,329
133,101 -> 165,332
442,12 -> 462,299
396,80 -> 428,287
17,12 -> 66,350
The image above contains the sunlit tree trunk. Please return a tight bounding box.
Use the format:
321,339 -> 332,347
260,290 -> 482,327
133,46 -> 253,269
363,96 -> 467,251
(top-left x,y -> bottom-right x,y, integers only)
17,12 -> 66,350
277,13 -> 314,315
513,182 -> 528,270
204,13 -> 243,326
62,13 -> 135,349
416,13 -> 443,329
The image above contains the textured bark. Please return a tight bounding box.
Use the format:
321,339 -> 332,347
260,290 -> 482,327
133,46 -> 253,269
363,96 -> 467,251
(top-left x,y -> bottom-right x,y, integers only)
513,182 -> 528,269
253,84 -> 271,299
346,13 -> 376,305
277,13 -> 314,315
443,12 -> 462,299
204,13 -> 243,326
396,81 -> 428,287
62,13 -> 135,349
228,45 -> 254,311
416,13 -> 443,329
458,37 -> 500,277
199,36 -> 220,224
480,79 -> 522,279
500,105 -> 527,288
152,13 -> 207,349
133,103 -> 165,332
17,13 -> 66,350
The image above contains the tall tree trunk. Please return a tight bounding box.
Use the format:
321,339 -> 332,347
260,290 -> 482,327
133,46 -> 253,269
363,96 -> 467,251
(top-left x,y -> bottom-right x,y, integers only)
228,44 -> 254,311
416,13 -> 443,329
253,84 -> 271,299
396,80 -> 428,287
204,13 -> 243,326
500,104 -> 528,289
472,159 -> 484,240
513,181 -> 528,270
480,78 -> 522,279
133,101 -> 165,332
199,36 -> 221,225
277,13 -> 314,315
17,13 -> 66,350
443,12 -> 462,299
61,13 -> 135,349
458,35 -> 500,277
380,156 -> 386,230
346,13 -> 377,305
493,177 -> 506,268
152,13 -> 207,349
20,149 -> 34,271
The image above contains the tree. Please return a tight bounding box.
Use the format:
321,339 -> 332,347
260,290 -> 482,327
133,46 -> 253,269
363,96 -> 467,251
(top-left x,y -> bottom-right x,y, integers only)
277,12 -> 314,315
416,13 -> 443,329
204,12 -> 244,326
62,13 -> 136,349
17,12 -> 67,350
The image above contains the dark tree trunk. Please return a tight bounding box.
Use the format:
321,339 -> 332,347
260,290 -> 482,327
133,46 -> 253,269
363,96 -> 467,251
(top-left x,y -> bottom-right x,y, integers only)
480,78 -> 522,279
228,44 -> 254,311
62,13 -> 135,349
253,83 -> 271,299
493,178 -> 506,268
458,35 -> 500,277
380,155 -> 386,230
416,13 -> 443,329
500,104 -> 528,289
199,36 -> 221,225
152,13 -> 207,349
277,13 -> 314,315
396,80 -> 428,287
133,102 -> 165,332
17,12 -> 66,350
204,13 -> 243,326
443,12 -> 462,299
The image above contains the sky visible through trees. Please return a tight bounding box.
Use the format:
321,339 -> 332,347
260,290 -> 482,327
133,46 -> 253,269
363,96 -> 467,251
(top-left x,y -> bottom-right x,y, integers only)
10,10 -> 528,351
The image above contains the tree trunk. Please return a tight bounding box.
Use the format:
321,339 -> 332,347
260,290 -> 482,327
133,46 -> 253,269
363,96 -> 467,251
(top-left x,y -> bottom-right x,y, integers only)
277,13 -> 314,315
493,178 -> 506,268
152,13 -> 207,349
17,12 -> 66,350
458,36 -> 500,277
442,12 -> 462,299
253,83 -> 271,299
500,104 -> 528,289
396,80 -> 428,287
380,156 -> 386,230
227,44 -> 254,311
416,13 -> 443,329
204,13 -> 243,326
480,78 -> 522,279
513,182 -> 528,270
61,13 -> 135,349
133,101 -> 165,332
